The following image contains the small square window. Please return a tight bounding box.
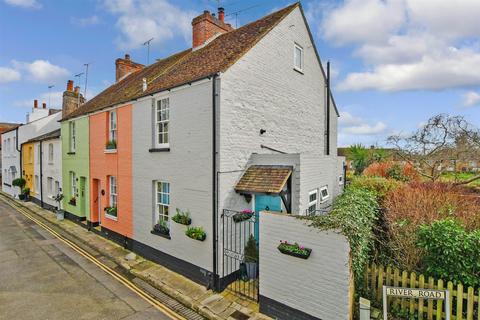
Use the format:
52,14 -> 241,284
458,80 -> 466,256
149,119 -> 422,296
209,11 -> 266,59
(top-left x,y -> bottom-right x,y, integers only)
320,186 -> 329,203
308,189 -> 318,214
294,43 -> 303,72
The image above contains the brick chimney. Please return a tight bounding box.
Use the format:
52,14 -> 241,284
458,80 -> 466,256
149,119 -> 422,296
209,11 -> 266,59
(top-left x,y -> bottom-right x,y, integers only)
33,99 -> 38,108
62,80 -> 85,118
42,102 -> 46,109
115,54 -> 144,82
192,8 -> 233,48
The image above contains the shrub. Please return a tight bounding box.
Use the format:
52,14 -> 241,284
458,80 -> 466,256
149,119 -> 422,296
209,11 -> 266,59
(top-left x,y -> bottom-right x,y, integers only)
349,176 -> 402,201
308,187 -> 380,283
244,234 -> 259,262
153,219 -> 170,235
364,161 -> 420,182
417,219 -> 480,287
12,178 -> 26,188
383,182 -> 480,271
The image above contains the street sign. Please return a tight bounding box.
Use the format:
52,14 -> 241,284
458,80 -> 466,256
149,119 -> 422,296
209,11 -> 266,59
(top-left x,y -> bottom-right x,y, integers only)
383,286 -> 450,320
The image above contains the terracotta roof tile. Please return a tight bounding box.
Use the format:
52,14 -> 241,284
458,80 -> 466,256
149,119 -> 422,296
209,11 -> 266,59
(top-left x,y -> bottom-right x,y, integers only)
62,2 -> 299,121
235,165 -> 292,194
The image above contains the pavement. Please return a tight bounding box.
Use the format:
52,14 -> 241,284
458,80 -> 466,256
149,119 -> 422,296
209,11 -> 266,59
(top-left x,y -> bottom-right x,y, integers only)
0,193 -> 270,320
0,199 -> 172,320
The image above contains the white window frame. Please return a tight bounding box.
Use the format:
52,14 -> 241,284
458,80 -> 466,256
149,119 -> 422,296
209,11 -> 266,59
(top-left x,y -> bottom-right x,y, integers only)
109,176 -> 117,208
109,110 -> 117,144
13,137 -> 15,155
294,43 -> 304,72
70,121 -> 76,152
48,143 -> 54,163
70,172 -> 77,198
308,189 -> 318,214
319,186 -> 329,203
155,181 -> 170,224
155,98 -> 169,148
339,175 -> 344,186
34,175 -> 39,193
54,181 -> 60,197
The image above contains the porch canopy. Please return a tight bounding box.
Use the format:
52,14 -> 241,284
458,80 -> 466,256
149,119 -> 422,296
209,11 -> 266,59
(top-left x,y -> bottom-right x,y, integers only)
235,165 -> 292,194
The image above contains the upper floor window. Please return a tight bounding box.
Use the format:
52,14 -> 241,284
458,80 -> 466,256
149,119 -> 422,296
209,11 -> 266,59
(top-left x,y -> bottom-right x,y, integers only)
13,137 -> 16,154
155,98 -> 169,147
47,177 -> 53,196
69,121 -> 76,152
34,175 -> 39,192
109,110 -> 117,143
7,138 -> 11,155
70,172 -> 77,198
48,143 -> 54,163
37,144 -> 41,163
294,43 -> 304,72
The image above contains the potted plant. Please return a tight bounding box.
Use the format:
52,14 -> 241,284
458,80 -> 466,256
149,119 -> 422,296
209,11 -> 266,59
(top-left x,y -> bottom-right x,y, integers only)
243,234 -> 258,279
54,193 -> 64,220
12,178 -> 26,199
233,209 -> 254,223
21,187 -> 30,201
105,140 -> 117,150
172,209 -> 192,225
69,196 -> 76,206
185,226 -> 206,241
152,219 -> 170,238
277,241 -> 312,259
104,206 -> 117,217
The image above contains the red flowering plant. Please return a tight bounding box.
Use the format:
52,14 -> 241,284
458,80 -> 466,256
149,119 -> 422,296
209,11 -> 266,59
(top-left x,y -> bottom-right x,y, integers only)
277,240 -> 312,259
233,209 -> 254,223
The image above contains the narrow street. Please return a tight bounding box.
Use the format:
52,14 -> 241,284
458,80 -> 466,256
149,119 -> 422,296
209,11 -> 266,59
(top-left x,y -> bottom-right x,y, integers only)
0,199 -> 175,320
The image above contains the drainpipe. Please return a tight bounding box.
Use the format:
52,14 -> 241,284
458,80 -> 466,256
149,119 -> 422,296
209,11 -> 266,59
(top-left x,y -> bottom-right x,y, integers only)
39,141 -> 44,208
211,73 -> 218,291
326,61 -> 331,156
15,127 -> 22,197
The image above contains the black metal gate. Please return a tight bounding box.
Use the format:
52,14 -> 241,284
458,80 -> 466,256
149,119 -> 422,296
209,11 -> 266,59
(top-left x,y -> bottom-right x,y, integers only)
220,209 -> 259,301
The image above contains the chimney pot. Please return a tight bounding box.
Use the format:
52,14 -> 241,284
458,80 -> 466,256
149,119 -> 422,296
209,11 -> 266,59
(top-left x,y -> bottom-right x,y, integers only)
125,54 -> 130,60
42,102 -> 46,109
218,7 -> 225,22
74,86 -> 80,94
34,99 -> 38,108
67,80 -> 74,92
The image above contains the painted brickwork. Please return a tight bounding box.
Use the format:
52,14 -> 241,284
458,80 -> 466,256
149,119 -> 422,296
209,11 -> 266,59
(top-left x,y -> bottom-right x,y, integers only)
61,117 -> 90,219
259,211 -> 352,320
89,105 -> 132,237
132,80 -> 214,273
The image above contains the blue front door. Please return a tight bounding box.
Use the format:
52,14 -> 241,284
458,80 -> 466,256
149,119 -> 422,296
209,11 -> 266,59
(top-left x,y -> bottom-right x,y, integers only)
254,195 -> 282,242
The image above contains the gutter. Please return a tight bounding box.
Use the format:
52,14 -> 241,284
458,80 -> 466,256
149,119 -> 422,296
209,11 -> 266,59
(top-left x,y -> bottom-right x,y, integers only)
211,73 -> 218,290
39,141 -> 44,208
326,61 -> 331,156
15,127 -> 22,183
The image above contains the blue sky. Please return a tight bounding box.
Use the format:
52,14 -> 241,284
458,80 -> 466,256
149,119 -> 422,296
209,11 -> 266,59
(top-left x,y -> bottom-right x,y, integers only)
1,0 -> 479,147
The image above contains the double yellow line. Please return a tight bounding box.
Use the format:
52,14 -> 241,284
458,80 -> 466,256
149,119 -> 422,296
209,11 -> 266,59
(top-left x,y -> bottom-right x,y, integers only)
2,196 -> 187,320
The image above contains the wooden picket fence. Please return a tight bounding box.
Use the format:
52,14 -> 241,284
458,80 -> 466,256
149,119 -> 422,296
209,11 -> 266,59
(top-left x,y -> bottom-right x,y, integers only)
364,263 -> 479,320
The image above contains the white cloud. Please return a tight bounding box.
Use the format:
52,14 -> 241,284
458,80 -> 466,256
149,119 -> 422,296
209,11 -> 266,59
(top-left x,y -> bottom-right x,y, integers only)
71,15 -> 100,27
0,67 -> 21,83
339,111 -> 387,135
12,60 -> 69,83
338,47 -> 480,91
4,0 -> 41,9
310,0 -> 480,92
320,0 -> 405,46
103,0 -> 195,50
463,91 -> 480,107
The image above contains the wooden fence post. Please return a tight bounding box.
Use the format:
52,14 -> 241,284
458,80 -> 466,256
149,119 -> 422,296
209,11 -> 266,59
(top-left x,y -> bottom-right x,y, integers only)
447,282 -> 454,320
401,271 -> 408,310
418,274 -> 425,319
427,276 -> 434,320
436,279 -> 444,320
410,272 -> 417,316
466,286 -> 474,320
457,283 -> 463,320
377,265 -> 384,301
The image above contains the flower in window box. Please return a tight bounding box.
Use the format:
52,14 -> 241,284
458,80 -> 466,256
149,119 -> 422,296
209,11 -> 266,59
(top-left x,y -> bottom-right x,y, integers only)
172,209 -> 192,225
233,209 -> 254,223
153,219 -> 170,236
105,140 -> 117,150
185,226 -> 206,241
277,241 -> 312,259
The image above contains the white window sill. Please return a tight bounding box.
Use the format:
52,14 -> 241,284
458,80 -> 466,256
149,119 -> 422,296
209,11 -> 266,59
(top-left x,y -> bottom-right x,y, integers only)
105,214 -> 118,221
104,149 -> 117,154
293,67 -> 304,74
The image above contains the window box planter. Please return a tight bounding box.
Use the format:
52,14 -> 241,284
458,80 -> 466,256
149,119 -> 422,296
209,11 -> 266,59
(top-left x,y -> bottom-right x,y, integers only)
104,206 -> 117,218
172,209 -> 191,226
277,241 -> 312,259
152,221 -> 170,239
233,209 -> 254,223
21,188 -> 30,202
18,193 -> 26,200
185,226 -> 206,241
69,197 -> 77,206
105,140 -> 117,150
